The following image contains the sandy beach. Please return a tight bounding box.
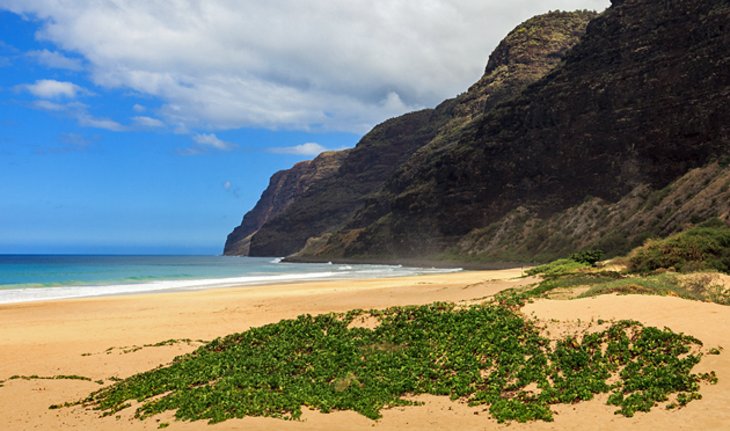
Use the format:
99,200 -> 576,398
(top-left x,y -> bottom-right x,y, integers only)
1,269 -> 729,430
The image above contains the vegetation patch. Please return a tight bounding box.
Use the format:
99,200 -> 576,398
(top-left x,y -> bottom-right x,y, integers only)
525,258 -> 589,277
680,273 -> 730,305
524,249 -> 604,278
512,264 -> 730,306
74,303 -> 714,425
569,249 -> 605,266
520,223 -> 730,306
578,273 -> 697,300
628,222 -> 730,274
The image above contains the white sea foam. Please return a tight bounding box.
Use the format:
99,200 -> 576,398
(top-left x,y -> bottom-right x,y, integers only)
0,265 -> 461,304
0,271 -> 339,304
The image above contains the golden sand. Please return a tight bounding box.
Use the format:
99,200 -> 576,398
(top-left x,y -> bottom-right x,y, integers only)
1,269 -> 728,430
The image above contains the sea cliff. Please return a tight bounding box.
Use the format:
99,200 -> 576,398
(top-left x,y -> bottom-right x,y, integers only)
226,0 -> 729,262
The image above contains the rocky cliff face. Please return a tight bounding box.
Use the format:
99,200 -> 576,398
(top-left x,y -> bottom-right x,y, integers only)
226,0 -> 730,262
333,0 -> 729,260
223,150 -> 348,255
245,107 -> 455,256
228,10 -> 597,257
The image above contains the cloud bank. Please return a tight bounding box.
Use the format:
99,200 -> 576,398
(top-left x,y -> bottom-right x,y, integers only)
1,0 -> 609,133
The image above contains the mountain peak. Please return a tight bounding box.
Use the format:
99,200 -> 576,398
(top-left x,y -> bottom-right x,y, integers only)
484,10 -> 598,74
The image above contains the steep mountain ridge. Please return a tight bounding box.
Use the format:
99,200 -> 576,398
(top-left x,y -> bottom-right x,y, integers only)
296,0 -> 729,262
226,10 -> 598,257
227,0 -> 729,263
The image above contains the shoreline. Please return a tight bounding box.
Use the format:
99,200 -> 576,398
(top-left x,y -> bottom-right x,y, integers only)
282,255 -> 529,271
0,269 -> 510,310
0,262 -> 464,305
2,269 -> 730,430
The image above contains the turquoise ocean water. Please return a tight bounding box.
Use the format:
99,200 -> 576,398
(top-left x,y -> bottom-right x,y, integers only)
0,255 -> 459,304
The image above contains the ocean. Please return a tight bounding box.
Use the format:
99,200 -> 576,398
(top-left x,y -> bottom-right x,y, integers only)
0,255 -> 460,304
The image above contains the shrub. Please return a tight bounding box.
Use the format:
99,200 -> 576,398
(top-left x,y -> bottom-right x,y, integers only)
628,223 -> 730,274
569,249 -> 605,266
525,258 -> 589,277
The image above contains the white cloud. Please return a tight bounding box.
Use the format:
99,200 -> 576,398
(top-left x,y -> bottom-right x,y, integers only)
1,0 -> 610,132
77,113 -> 125,131
133,115 -> 164,127
22,79 -> 82,98
27,49 -> 82,71
32,99 -> 65,111
30,99 -> 125,131
132,103 -> 146,113
223,180 -> 232,190
192,133 -> 234,150
269,142 -> 329,156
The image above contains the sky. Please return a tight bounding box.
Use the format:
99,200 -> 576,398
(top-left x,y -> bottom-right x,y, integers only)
0,0 -> 609,255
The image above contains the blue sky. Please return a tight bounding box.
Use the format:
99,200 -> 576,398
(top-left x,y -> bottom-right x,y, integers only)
0,1 -> 608,254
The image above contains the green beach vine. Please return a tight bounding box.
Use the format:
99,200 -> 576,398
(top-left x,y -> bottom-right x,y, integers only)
74,302 -> 715,424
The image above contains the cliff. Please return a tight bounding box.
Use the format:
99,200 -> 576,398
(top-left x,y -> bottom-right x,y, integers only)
226,0 -> 730,262
245,106 -> 456,256
226,10 -> 598,257
223,150 -> 349,255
